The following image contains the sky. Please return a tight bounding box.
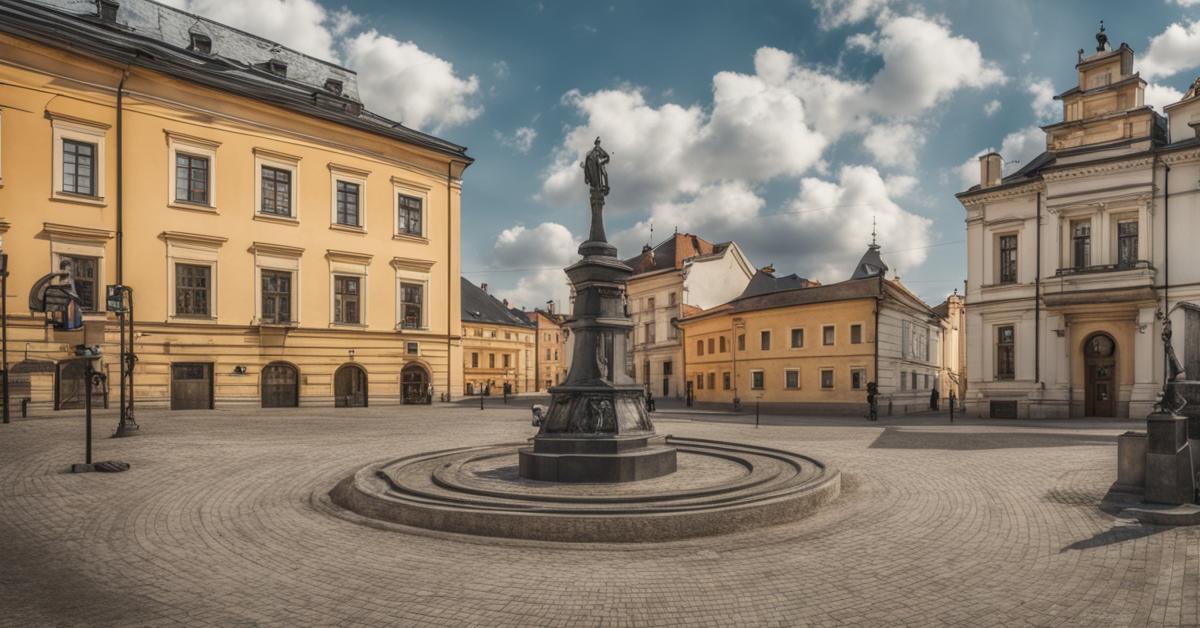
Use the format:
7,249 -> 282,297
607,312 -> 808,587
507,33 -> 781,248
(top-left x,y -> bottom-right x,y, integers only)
162,0 -> 1200,309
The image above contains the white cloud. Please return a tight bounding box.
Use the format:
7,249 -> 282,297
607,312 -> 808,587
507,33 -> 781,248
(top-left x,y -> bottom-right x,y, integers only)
178,0 -> 340,61
492,60 -> 511,80
984,99 -> 1001,117
1145,83 -> 1185,111
495,127 -> 538,154
956,125 -> 1045,190
490,223 -> 579,308
343,31 -> 481,132
1142,20 -> 1200,79
812,0 -> 891,30
863,123 -> 924,170
1027,78 -> 1057,121
884,174 -> 918,197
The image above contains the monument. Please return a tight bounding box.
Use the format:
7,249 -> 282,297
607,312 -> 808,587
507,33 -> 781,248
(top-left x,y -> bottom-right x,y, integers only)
518,137 -> 678,482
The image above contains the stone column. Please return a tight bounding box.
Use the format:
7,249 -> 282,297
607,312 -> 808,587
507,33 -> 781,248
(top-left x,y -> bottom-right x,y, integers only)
1131,306 -> 1160,418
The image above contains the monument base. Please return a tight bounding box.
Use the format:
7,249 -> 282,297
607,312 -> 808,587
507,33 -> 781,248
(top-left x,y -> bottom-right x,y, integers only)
519,434 -> 677,483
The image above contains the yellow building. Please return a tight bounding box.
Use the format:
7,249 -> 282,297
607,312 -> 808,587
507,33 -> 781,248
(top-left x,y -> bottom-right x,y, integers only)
523,305 -> 567,392
680,244 -> 951,414
461,279 -> 535,395
0,0 -> 470,411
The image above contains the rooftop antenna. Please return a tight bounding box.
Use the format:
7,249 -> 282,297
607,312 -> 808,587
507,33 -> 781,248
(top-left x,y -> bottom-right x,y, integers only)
649,221 -> 654,247
871,216 -> 878,247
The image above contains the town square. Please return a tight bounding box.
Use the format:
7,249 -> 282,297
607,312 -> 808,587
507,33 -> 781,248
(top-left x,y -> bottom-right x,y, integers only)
3,0 -> 1200,625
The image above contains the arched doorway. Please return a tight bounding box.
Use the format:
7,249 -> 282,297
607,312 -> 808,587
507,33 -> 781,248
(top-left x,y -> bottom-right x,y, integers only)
334,363 -> 368,407
401,363 -> 430,404
1084,332 -> 1116,417
261,362 -> 299,408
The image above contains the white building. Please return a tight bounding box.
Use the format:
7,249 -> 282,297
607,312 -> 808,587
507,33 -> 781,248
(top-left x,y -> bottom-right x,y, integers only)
958,28 -> 1200,418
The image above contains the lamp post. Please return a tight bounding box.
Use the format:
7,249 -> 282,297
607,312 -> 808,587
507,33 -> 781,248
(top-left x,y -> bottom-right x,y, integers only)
1,253 -> 8,424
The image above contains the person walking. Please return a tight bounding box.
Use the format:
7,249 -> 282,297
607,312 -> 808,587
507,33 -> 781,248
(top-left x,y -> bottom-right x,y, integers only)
930,387 -> 939,411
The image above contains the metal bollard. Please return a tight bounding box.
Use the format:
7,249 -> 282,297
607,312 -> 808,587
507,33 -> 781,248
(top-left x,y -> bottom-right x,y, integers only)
20,397 -> 28,418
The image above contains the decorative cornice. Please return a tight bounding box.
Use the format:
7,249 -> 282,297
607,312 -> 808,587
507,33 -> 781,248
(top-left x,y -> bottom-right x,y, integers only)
253,147 -> 302,163
39,222 -> 114,241
325,249 -> 373,265
1042,156 -> 1154,182
328,162 -> 371,178
1161,148 -> 1200,165
249,242 -> 304,257
391,176 -> 432,192
164,130 -> 222,149
958,181 -> 1043,208
160,231 -> 228,247
390,257 -> 435,273
44,110 -> 110,130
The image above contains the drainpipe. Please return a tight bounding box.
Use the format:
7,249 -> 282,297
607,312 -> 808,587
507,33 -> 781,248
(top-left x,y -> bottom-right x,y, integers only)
116,70 -> 128,429
1035,190 -> 1041,385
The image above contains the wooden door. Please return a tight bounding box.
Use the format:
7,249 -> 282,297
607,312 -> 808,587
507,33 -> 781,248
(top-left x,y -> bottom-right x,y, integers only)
261,363 -> 298,408
171,363 -> 213,410
401,364 -> 429,404
335,364 -> 367,407
1084,334 -> 1116,417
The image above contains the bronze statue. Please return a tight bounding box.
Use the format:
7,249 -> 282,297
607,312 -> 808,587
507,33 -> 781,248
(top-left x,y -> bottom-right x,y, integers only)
1156,308 -> 1187,414
582,136 -> 610,196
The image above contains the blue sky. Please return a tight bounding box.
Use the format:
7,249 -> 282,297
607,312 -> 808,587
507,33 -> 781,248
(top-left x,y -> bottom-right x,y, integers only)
167,0 -> 1200,308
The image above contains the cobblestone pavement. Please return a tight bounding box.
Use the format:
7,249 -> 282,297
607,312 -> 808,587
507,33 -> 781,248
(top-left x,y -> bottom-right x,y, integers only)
0,404 -> 1194,627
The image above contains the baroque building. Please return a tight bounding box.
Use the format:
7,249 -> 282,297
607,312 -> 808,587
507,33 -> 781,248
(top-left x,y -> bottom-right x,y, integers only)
460,278 -> 535,395
623,233 -> 754,399
958,26 -> 1200,418
519,304 -> 567,392
679,241 -> 956,413
0,0 -> 470,410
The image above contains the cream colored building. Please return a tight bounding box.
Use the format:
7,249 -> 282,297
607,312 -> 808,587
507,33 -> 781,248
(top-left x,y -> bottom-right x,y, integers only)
959,27 -> 1200,418
0,0 -> 469,411
624,233 -> 754,399
461,279 -> 535,395
523,305 -> 567,392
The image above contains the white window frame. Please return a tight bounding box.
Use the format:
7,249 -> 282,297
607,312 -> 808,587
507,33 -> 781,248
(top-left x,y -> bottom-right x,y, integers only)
329,163 -> 370,231
819,367 -> 835,390
42,223 -> 112,317
392,177 -> 431,241
391,257 -> 434,331
162,231 -> 226,321
166,131 -> 219,211
849,322 -> 864,345
784,368 -> 800,390
250,242 -> 303,326
850,367 -> 867,390
327,250 -> 371,328
750,369 -> 765,390
822,324 -> 836,346
790,327 -> 805,349
50,113 -> 109,205
254,148 -> 301,223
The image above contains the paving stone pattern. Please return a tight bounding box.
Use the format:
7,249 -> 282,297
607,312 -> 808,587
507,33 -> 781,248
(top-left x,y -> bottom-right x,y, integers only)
0,405 -> 1196,627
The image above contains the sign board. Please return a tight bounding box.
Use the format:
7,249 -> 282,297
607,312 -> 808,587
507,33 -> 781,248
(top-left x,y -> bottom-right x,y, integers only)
106,285 -> 126,313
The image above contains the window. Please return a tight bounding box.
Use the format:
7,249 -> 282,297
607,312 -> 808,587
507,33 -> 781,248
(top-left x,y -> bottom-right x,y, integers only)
645,322 -> 656,344
471,353 -> 479,368
400,283 -> 423,329
336,181 -> 360,226
760,330 -> 771,351
62,139 -> 96,196
785,369 -> 800,389
647,297 -> 656,310
546,348 -> 551,360
911,372 -> 918,390
791,328 -> 804,348
850,324 -> 862,344
668,324 -> 678,339
505,332 -> 511,340
503,354 -> 511,368
668,292 -> 677,306
261,166 -> 292,216
697,340 -> 704,356
696,373 -> 704,390
663,361 -> 673,375
822,325 -> 835,346
707,338 -> 715,354
489,354 -> 496,369
999,234 -> 1017,283
707,372 -> 715,390
1072,220 -> 1091,269
900,371 -> 907,390
996,325 -> 1015,380
923,374 -> 929,390
64,255 -> 98,312
737,334 -> 745,351
722,372 -> 731,390
261,270 -> 292,324
820,369 -> 834,389
175,263 -> 211,317
751,371 -> 764,390
406,342 -> 419,356
643,360 -> 651,384
1118,220 -> 1138,267
397,194 -> 423,236
719,336 -> 726,352
851,368 -> 865,390
175,153 -> 209,204
334,275 -> 361,324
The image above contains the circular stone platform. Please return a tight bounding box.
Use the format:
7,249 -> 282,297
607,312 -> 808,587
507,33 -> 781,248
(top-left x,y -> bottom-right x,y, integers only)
329,436 -> 840,543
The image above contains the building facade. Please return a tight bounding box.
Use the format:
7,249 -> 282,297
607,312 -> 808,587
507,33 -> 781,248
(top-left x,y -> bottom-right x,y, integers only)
523,305 -> 567,392
624,233 -> 754,399
0,0 -> 470,411
959,28 -> 1200,419
679,244 -> 951,413
461,279 -> 535,395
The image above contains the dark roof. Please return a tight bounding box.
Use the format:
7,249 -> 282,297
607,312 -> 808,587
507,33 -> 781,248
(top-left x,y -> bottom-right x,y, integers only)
5,0 -> 471,161
850,244 -> 889,280
931,300 -> 950,319
957,150 -> 1056,196
623,233 -> 729,275
685,276 -> 936,323
737,269 -> 815,299
461,278 -> 534,328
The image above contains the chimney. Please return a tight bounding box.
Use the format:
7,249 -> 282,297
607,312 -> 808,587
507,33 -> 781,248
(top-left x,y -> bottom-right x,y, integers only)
546,300 -> 556,315
480,282 -> 488,294
96,0 -> 119,22
979,152 -> 1003,188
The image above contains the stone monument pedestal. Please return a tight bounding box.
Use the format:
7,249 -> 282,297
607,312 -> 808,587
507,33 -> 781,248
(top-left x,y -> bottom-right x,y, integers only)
1145,411 -> 1195,505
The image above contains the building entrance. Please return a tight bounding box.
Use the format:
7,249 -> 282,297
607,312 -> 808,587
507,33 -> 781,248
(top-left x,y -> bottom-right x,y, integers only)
1084,332 -> 1116,417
